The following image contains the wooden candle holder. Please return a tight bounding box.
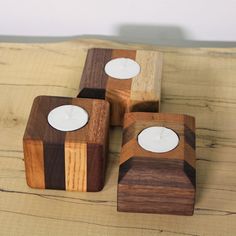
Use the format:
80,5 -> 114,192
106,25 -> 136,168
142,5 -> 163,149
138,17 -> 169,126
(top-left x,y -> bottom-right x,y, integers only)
23,96 -> 109,192
77,48 -> 163,126
118,112 -> 196,215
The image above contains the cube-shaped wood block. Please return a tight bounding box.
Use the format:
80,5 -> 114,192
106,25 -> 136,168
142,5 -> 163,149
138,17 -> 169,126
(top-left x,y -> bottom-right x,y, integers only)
77,48 -> 163,126
118,112 -> 196,215
23,96 -> 109,192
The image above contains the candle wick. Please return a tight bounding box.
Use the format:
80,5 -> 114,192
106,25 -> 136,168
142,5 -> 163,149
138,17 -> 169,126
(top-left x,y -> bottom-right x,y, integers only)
66,107 -> 74,119
121,59 -> 128,68
159,127 -> 165,139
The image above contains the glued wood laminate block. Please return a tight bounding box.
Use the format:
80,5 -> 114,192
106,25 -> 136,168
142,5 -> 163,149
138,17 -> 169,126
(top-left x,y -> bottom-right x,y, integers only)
77,48 -> 163,126
23,96 -> 109,192
118,112 -> 196,215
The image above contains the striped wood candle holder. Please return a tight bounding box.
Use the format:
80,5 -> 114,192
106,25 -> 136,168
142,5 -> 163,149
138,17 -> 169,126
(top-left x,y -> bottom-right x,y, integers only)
78,48 -> 163,126
23,96 -> 109,192
118,112 -> 196,215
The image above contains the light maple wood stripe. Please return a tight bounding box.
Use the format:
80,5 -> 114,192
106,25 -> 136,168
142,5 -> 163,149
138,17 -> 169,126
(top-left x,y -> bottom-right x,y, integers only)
23,139 -> 45,189
130,50 -> 163,108
65,142 -> 87,192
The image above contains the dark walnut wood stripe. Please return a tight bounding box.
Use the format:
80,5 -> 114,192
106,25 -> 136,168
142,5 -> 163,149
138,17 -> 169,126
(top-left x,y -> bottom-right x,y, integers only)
118,157 -> 195,215
78,88 -> 106,100
131,101 -> 159,112
43,96 -> 72,190
184,161 -> 196,188
119,157 -> 195,189
87,143 -> 104,192
184,125 -> 196,150
122,122 -> 136,146
78,48 -> 112,99
43,143 -> 65,190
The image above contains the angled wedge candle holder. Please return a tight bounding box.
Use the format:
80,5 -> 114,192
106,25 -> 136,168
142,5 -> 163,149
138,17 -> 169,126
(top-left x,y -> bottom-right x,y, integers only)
77,48 -> 163,126
117,112 -> 196,215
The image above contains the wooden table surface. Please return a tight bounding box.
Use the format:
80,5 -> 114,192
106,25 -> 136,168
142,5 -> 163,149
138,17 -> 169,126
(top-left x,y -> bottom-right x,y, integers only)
0,39 -> 235,236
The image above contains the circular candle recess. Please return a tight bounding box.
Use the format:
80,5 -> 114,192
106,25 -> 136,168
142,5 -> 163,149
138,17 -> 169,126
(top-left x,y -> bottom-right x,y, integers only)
48,105 -> 89,132
104,58 -> 140,79
137,126 -> 179,153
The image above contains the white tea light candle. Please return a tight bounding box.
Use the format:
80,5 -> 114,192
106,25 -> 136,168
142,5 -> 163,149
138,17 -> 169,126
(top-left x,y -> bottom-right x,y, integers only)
48,105 -> 89,131
104,58 -> 140,79
138,127 -> 179,153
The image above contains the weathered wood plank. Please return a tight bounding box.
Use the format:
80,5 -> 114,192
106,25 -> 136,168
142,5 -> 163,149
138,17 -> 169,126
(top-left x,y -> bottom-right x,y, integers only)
0,39 -> 235,236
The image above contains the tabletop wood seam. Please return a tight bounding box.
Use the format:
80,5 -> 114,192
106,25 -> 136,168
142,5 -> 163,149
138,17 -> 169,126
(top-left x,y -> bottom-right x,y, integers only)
0,209 -> 200,236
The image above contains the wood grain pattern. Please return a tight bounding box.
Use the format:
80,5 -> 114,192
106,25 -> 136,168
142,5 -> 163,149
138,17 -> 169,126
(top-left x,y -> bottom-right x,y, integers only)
23,95 -> 110,191
79,48 -> 112,99
118,158 -> 195,215
130,50 -> 163,112
120,113 -> 196,168
78,48 -> 163,126
0,39 -> 236,235
65,142 -> 87,192
118,112 -> 196,215
106,49 -> 135,125
23,139 -> 45,189
87,143 -> 104,192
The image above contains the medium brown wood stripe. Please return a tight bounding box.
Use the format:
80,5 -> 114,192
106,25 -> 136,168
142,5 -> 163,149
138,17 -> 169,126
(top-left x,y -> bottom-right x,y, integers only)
120,139 -> 137,165
105,89 -> 130,126
122,122 -> 136,146
120,135 -> 185,165
65,98 -> 92,144
106,49 -> 136,90
105,49 -> 136,125
122,118 -> 189,146
88,99 -> 110,144
23,139 -> 45,189
87,99 -> 109,191
23,96 -> 48,188
120,113 -> 195,168
120,134 -> 195,168
126,112 -> 195,125
65,142 -> 87,191
123,112 -> 136,129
